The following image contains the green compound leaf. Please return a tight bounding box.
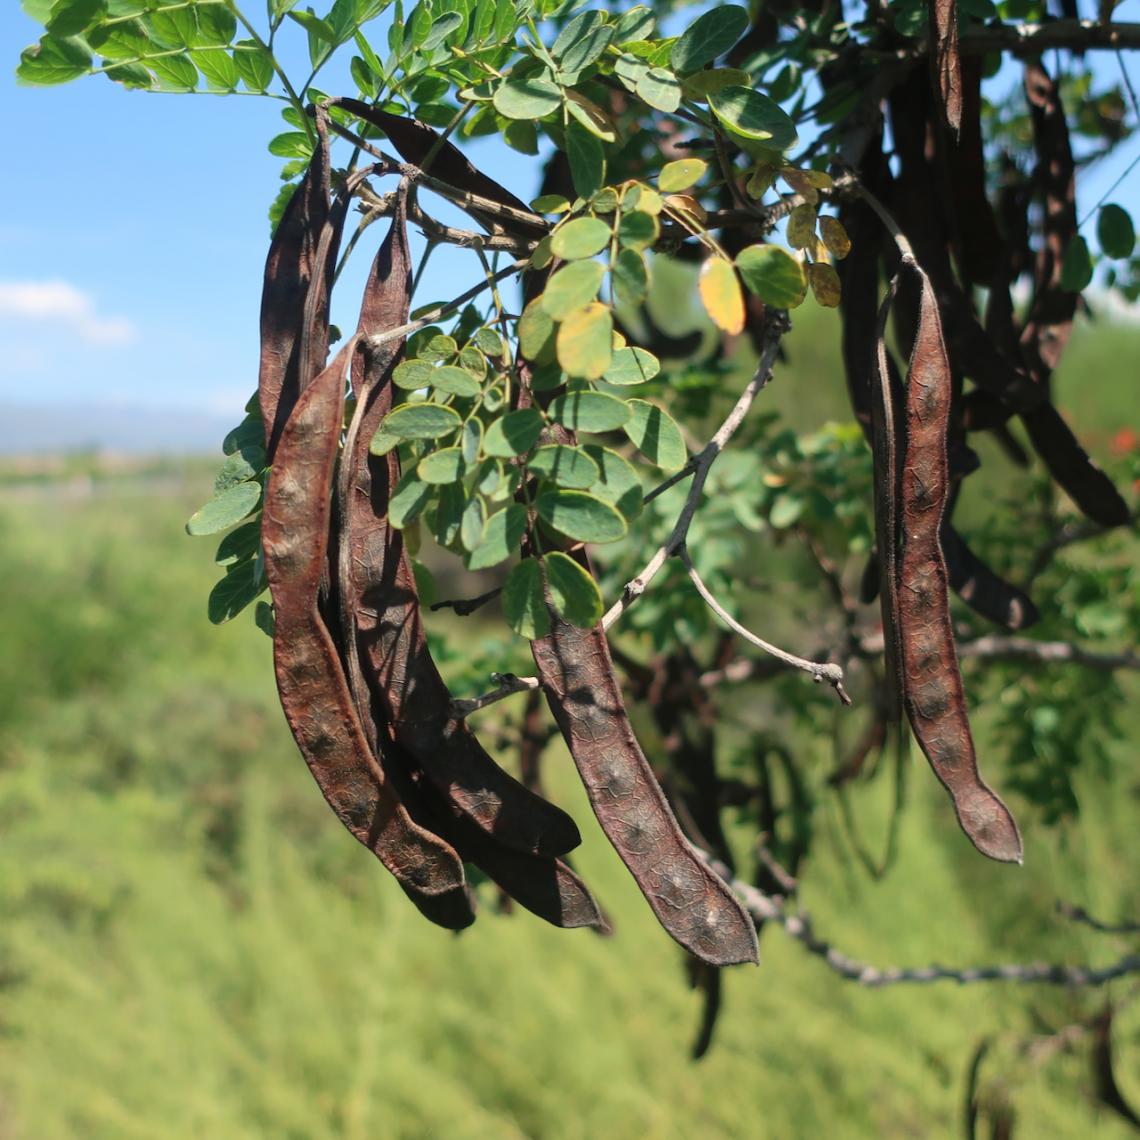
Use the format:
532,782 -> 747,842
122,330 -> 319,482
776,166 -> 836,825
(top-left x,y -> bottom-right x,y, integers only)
552,10 -> 613,72
624,399 -> 687,471
493,74 -> 562,120
542,261 -> 607,319
709,86 -> 798,151
386,402 -> 463,440
461,418 -> 483,464
528,444 -> 600,488
544,551 -> 603,628
550,216 -> 612,260
548,390 -> 631,433
1060,235 -> 1094,293
429,365 -> 481,397
421,10 -> 464,51
536,489 -> 628,543
47,0 -> 104,38
417,447 -> 467,484
467,503 -> 528,570
735,244 -> 808,308
659,158 -> 708,192
503,559 -> 551,639
556,303 -> 614,380
614,6 -> 655,42
1097,204 -> 1135,259
604,346 -> 660,385
214,448 -> 263,493
483,408 -> 545,457
582,445 -> 643,519
671,5 -> 749,74
389,472 -> 434,528
186,480 -> 262,537
208,558 -> 266,624
616,210 -> 658,251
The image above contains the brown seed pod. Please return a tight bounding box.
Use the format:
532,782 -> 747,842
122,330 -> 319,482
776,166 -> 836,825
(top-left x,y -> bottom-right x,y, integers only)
261,340 -> 473,912
895,268 -> 1023,864
931,0 -> 962,133
530,570 -> 759,967
332,97 -> 546,235
337,200 -> 581,860
258,110 -> 349,460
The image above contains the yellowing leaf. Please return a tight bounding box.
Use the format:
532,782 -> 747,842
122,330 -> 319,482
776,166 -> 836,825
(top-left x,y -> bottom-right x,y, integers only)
698,257 -> 745,335
818,215 -> 852,260
807,262 -> 841,308
780,167 -> 818,204
556,303 -> 614,379
787,203 -> 817,250
664,193 -> 707,223
659,158 -> 708,192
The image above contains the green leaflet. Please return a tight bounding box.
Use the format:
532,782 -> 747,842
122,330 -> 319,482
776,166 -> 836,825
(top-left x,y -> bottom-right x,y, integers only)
543,552 -> 603,628
386,402 -> 463,440
483,408 -> 545,457
624,399 -> 687,471
186,481 -> 262,537
528,444 -> 600,489
503,559 -> 551,638
735,244 -> 808,308
548,390 -> 631,433
535,489 -> 627,543
670,5 -> 749,73
467,503 -> 528,569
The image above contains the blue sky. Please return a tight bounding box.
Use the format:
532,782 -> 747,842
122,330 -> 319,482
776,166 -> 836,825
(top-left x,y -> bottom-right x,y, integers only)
3,3 -> 1140,445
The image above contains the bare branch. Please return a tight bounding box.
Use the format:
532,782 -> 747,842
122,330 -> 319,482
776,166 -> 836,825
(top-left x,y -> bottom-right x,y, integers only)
697,852 -> 1140,988
429,586 -> 503,617
602,312 -> 790,631
679,545 -> 851,705
958,634 -> 1140,673
958,19 -> 1140,56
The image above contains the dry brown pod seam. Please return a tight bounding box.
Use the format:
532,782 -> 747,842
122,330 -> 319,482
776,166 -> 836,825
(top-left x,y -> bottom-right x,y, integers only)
894,266 -> 1023,864
261,339 -> 473,911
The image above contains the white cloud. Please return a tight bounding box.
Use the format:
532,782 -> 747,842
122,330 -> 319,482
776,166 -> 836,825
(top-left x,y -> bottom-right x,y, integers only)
0,280 -> 138,347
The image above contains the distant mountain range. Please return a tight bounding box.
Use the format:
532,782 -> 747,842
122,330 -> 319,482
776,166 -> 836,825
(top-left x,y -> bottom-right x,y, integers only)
0,402 -> 234,455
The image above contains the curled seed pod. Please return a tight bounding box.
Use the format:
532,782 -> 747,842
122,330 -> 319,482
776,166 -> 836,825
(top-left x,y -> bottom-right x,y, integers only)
530,571 -> 759,967
896,268 -> 1022,864
338,200 -> 581,860
261,340 -> 472,911
259,109 -> 349,460
942,524 -> 1040,631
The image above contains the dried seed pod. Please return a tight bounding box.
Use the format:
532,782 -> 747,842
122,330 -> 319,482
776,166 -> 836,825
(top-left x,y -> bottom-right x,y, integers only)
530,573 -> 759,967
259,110 -> 349,460
261,340 -> 472,913
333,97 -> 545,235
931,0 -> 962,132
942,524 -> 1040,630
338,199 -> 581,860
896,268 -> 1022,863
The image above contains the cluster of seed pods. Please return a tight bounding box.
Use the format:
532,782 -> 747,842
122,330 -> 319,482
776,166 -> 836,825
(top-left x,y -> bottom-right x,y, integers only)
256,106 -> 757,965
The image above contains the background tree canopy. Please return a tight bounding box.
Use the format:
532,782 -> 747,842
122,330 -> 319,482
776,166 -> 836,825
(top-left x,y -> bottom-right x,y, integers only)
7,0 -> 1140,1133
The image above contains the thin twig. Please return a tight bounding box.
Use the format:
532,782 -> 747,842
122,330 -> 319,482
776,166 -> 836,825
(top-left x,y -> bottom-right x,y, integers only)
602,312 -> 791,631
430,586 -> 503,617
367,260 -> 527,352
1059,902 -> 1140,936
697,851 -> 1140,988
450,672 -> 540,718
679,545 -> 851,705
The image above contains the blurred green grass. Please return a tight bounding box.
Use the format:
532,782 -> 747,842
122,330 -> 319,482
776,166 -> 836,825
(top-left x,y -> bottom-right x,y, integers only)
1,310 -> 1139,1138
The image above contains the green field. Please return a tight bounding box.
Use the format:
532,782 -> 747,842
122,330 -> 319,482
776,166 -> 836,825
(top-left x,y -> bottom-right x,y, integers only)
1,314 -> 1139,1138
